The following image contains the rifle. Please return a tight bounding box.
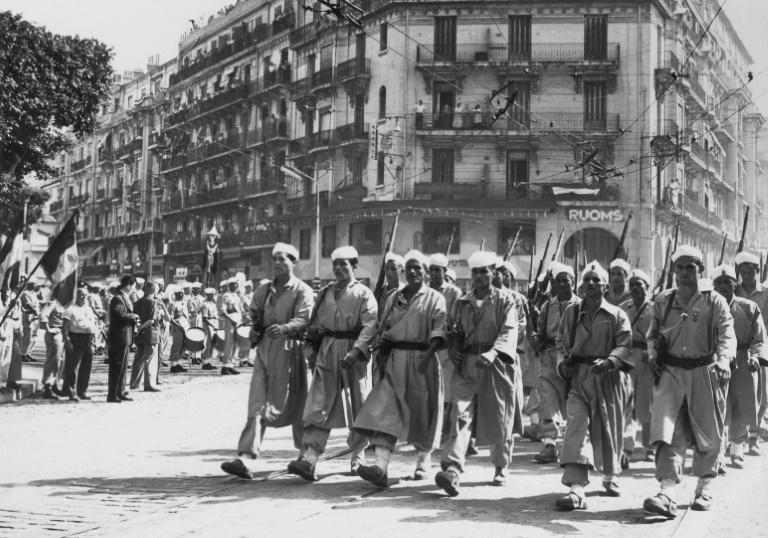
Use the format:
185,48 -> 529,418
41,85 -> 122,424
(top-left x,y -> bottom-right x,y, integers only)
528,233 -> 553,302
718,233 -> 727,265
527,243 -> 535,284
503,226 -> 523,261
653,237 -> 672,297
611,211 -> 633,260
665,220 -> 679,290
737,206 -> 750,254
480,238 -> 486,251
372,210 -> 400,303
445,226 -> 456,257
535,226 -> 566,306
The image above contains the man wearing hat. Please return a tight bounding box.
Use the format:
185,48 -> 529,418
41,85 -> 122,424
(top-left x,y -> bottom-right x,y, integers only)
605,259 -> 632,306
532,262 -> 580,464
238,280 -> 255,368
107,276 -> 140,402
555,261 -> 633,510
40,296 -> 66,399
435,250 -> 521,496
618,269 -> 654,465
219,278 -> 243,375
287,246 -> 378,481
380,253 -> 405,313
221,242 -> 314,479
712,264 -> 766,469
643,246 -> 736,517
734,250 -> 768,454
129,282 -> 161,392
187,282 -> 204,365
200,287 -> 220,371
19,280 -> 40,363
353,250 -> 446,487
168,284 -> 189,374
130,277 -> 145,303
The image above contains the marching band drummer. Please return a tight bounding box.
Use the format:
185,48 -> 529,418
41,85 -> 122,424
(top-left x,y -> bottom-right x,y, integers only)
239,281 -> 255,368
220,278 -> 243,376
168,284 -> 189,374
200,287 -> 220,372
187,282 -> 204,365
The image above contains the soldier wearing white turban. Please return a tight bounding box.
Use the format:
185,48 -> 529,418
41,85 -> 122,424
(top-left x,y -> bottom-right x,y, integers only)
606,259 -> 632,306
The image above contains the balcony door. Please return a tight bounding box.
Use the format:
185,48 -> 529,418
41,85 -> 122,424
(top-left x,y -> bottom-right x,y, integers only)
509,81 -> 531,127
584,81 -> 607,130
434,17 -> 456,62
584,15 -> 607,61
507,151 -> 529,196
432,148 -> 455,184
508,16 -> 531,62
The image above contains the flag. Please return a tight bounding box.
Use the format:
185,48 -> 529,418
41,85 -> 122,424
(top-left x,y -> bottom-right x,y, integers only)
0,213 -> 24,290
40,210 -> 79,306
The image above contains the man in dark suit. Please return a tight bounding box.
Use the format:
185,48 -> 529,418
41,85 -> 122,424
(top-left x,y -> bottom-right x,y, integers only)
107,275 -> 139,403
129,281 -> 161,392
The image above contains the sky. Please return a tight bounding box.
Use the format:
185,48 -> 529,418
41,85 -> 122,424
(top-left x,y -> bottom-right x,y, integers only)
2,0 -> 768,113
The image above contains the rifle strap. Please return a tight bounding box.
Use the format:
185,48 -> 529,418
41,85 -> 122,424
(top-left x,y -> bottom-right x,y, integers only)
568,303 -> 581,351
661,290 -> 677,327
631,301 -> 649,329
306,283 -> 334,328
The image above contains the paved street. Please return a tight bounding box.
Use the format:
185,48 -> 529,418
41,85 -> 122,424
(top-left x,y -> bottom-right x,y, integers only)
2,350 -> 768,538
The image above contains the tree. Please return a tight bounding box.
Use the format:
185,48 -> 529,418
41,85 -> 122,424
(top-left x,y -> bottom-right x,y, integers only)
0,11 -> 113,229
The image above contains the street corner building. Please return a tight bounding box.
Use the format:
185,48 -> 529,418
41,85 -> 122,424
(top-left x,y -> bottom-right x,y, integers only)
39,0 -> 768,289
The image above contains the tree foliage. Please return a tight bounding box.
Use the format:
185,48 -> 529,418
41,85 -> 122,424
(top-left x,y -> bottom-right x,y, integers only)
0,11 -> 113,180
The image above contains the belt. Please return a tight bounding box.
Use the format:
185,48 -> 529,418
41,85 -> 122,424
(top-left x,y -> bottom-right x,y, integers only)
632,341 -> 647,350
659,353 -> 715,369
737,343 -> 751,351
541,337 -> 557,348
462,343 -> 494,355
69,331 -> 94,336
390,341 -> 429,351
569,355 -> 601,365
324,330 -> 360,340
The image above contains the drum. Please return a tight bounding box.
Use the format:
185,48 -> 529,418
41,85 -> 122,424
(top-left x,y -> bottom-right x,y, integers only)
236,323 -> 252,351
223,311 -> 242,327
212,330 -> 226,352
174,317 -> 191,332
184,327 -> 206,353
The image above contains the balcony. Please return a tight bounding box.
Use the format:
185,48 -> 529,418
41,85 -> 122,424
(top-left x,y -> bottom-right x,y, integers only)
166,84 -> 248,127
291,67 -> 334,101
94,227 -> 104,238
129,181 -> 142,198
112,187 -> 123,201
336,57 -> 371,95
412,180 -> 610,206
188,131 -> 246,162
70,156 -> 91,172
289,19 -> 334,49
654,51 -> 681,99
81,264 -> 109,278
98,148 -> 115,163
288,130 -> 335,156
247,121 -> 289,147
272,11 -> 295,35
115,137 -> 143,159
70,194 -> 88,207
417,111 -> 620,136
239,225 -> 292,249
335,121 -> 369,154
168,238 -> 202,254
416,42 -> 620,66
96,188 -> 106,200
49,200 -> 63,213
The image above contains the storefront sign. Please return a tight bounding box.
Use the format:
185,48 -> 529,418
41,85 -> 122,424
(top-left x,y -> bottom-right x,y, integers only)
567,208 -> 625,222
174,267 -> 188,278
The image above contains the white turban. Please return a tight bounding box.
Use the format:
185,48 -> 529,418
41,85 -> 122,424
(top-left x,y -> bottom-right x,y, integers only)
500,260 -> 518,279
609,259 -> 632,274
204,287 -> 216,295
467,251 -> 498,269
331,246 -> 359,260
385,252 -> 405,266
403,249 -> 430,267
629,269 -> 651,286
581,260 -> 609,284
711,264 -> 736,281
191,282 -> 202,289
429,253 -> 449,268
735,251 -> 760,267
272,242 -> 300,260
549,262 -> 574,279
446,269 -> 457,282
671,245 -> 703,264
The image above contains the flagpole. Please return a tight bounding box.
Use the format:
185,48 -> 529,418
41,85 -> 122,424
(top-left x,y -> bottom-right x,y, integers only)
0,209 -> 79,328
22,198 -> 27,275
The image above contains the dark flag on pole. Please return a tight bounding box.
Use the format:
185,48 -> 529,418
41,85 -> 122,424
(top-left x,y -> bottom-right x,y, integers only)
0,213 -> 24,290
40,210 -> 79,306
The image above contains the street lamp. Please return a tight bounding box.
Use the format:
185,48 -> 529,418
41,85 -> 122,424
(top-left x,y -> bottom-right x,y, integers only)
280,164 -> 323,283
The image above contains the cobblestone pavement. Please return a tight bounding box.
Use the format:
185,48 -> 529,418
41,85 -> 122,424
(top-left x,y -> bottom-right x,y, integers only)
2,341 -> 767,537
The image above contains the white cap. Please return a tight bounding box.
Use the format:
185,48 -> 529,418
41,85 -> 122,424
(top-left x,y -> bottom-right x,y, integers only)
711,264 -> 737,281
501,260 -> 518,279
181,281 -> 192,289
735,251 -> 760,266
227,277 -> 238,285
629,269 -> 651,286
219,280 -> 228,288
446,268 -> 457,282
581,260 -> 609,284
385,252 -> 405,266
207,225 -> 220,238
244,281 -> 253,288
204,287 -> 216,295
89,281 -> 104,290
429,253 -> 449,268
671,245 -> 703,264
331,246 -> 359,260
272,242 -> 299,260
166,284 -> 182,297
609,259 -> 632,274
135,277 -> 146,285
107,280 -> 119,289
467,251 -> 498,269
403,249 -> 430,267
153,278 -> 165,287
191,282 -> 202,289
235,272 -> 246,285
549,261 -> 574,279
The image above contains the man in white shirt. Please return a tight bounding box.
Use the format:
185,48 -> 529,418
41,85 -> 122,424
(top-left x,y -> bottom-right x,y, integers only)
63,287 -> 99,401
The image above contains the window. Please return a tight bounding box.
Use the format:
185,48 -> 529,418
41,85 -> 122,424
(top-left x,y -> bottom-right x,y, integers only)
423,220 -> 459,254
434,16 -> 457,62
508,16 -> 531,62
321,225 -> 336,258
498,220 -> 535,257
509,81 -> 530,126
377,152 -> 385,185
584,15 -> 608,61
584,81 -> 607,129
299,228 -> 311,259
349,220 -> 382,255
431,149 -> 454,183
379,23 -> 388,51
379,86 -> 387,119
347,156 -> 364,185
507,151 -> 529,193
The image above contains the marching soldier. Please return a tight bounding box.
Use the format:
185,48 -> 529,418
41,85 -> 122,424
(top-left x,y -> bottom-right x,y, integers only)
435,251 -> 521,496
221,242 -> 313,479
532,262 -> 579,464
219,278 -> 243,376
287,246 -> 378,481
605,259 -> 632,306
618,269 -> 654,465
353,250 -> 446,487
379,252 -> 405,313
200,288 -> 220,371
555,261 -> 633,511
711,264 -> 766,468
643,246 -> 735,517
168,284 -> 189,374
734,251 -> 768,455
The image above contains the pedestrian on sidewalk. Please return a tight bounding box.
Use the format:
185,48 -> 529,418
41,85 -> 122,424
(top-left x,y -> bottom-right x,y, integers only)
435,251 -> 520,496
221,242 -> 313,480
41,299 -> 66,399
168,284 -> 189,374
643,246 -> 735,517
5,285 -> 24,390
352,250 -> 446,488
107,275 -> 139,403
62,286 -> 99,401
554,261 -> 633,511
130,282 -> 161,392
287,246 -> 378,482
20,280 -> 40,363
0,291 -> 16,392
219,278 -> 243,375
200,287 -> 220,371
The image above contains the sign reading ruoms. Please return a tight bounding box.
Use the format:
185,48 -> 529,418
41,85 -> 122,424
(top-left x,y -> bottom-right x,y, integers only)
567,208 -> 625,222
